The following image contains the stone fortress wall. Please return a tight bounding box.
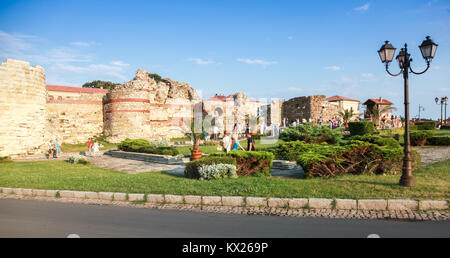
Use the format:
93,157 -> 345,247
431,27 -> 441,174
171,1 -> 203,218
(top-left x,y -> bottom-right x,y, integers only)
0,58 -> 363,158
0,59 -> 47,158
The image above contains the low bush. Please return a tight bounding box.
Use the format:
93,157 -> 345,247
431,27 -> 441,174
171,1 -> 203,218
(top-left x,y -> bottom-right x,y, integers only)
348,121 -> 376,136
0,156 -> 12,163
198,164 -> 238,180
414,121 -> 437,130
279,123 -> 342,144
67,154 -> 90,165
426,136 -> 450,146
184,156 -> 236,179
410,130 -> 434,146
211,151 -> 274,177
118,138 -> 179,156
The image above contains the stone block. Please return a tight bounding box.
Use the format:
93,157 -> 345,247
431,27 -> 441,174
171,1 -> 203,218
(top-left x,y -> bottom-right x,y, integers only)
387,199 -> 418,211
309,198 -> 333,209
12,188 -> 23,195
419,200 -> 449,211
22,189 -> 33,196
222,196 -> 245,207
268,198 -> 289,208
184,195 -> 202,205
99,192 -> 114,201
72,191 -> 86,199
85,192 -> 99,199
147,194 -> 164,204
165,194 -> 184,204
288,198 -> 308,209
245,197 -> 268,207
59,190 -> 75,198
336,199 -> 357,210
46,190 -> 58,197
113,193 -> 127,201
2,188 -> 13,194
32,189 -> 47,197
202,196 -> 222,206
128,193 -> 145,202
358,199 -> 387,211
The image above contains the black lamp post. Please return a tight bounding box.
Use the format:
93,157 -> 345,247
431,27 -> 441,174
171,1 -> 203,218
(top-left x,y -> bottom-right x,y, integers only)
435,97 -> 448,125
378,36 -> 438,187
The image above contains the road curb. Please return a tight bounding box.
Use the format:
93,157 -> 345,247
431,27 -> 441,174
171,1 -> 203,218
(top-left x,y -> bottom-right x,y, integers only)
0,186 -> 448,213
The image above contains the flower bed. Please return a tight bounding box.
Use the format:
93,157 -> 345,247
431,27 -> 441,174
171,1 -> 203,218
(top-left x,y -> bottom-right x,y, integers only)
211,151 -> 274,177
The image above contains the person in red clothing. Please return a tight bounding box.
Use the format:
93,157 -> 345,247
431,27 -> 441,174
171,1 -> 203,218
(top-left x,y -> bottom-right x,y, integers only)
88,138 -> 93,156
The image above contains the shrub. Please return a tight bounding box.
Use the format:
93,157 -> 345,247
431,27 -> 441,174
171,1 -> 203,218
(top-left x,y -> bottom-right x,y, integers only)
426,136 -> 450,146
273,141 -> 348,161
211,151 -> 274,176
415,121 -> 436,130
185,156 -> 237,179
348,121 -> 376,136
67,154 -> 89,165
279,124 -> 342,144
118,138 -> 179,156
198,164 -> 238,180
0,156 -> 12,163
410,130 -> 434,146
440,125 -> 450,130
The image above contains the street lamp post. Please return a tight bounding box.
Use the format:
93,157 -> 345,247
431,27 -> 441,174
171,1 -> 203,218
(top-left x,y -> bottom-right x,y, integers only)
418,105 -> 425,120
435,97 -> 448,125
378,36 -> 438,187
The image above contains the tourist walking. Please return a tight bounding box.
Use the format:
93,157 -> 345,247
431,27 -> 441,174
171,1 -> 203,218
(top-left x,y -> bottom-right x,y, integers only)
93,139 -> 100,156
231,136 -> 245,151
48,140 -> 55,159
88,138 -> 93,156
247,133 -> 255,151
222,132 -> 232,152
54,138 -> 61,158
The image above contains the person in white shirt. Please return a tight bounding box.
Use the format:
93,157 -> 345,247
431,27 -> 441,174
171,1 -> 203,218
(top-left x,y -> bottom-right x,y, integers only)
93,140 -> 100,156
222,132 -> 232,152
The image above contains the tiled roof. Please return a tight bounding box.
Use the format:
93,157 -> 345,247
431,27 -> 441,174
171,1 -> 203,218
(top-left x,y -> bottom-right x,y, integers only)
46,85 -> 109,94
364,98 -> 393,105
326,95 -> 360,102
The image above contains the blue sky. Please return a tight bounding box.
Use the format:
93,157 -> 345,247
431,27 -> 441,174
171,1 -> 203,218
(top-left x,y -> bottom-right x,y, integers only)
1,0 -> 449,119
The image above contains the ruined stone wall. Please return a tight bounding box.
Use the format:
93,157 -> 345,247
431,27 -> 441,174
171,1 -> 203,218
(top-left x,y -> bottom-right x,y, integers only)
282,95 -> 339,124
46,86 -> 108,144
104,69 -> 199,143
0,59 -> 47,158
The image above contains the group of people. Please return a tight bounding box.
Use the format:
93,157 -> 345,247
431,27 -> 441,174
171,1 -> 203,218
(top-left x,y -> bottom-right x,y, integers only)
221,132 -> 256,153
47,139 -> 61,159
87,138 -> 100,156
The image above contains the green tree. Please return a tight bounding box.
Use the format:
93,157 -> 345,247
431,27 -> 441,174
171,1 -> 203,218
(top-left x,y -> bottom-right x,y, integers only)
148,73 -> 162,83
82,80 -> 119,90
367,105 -> 397,128
338,108 -> 356,127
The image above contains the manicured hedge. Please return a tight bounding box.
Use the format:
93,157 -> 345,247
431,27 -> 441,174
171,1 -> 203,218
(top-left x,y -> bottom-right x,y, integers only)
279,124 -> 342,144
272,135 -> 420,178
118,139 -> 180,156
414,121 -> 437,130
211,151 -> 274,177
426,136 -> 450,146
410,130 -> 434,146
185,156 -> 237,179
348,121 -> 375,136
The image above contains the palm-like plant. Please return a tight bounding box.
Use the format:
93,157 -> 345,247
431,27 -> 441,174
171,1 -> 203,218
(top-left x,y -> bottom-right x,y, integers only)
367,105 -> 397,128
338,108 -> 356,127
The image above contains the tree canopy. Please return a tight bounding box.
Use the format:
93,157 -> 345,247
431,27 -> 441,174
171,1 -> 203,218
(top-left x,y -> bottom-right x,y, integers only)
148,73 -> 162,83
82,80 -> 119,90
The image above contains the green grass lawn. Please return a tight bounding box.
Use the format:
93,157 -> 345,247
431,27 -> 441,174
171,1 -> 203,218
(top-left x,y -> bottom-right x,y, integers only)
0,160 -> 448,200
61,141 -> 118,153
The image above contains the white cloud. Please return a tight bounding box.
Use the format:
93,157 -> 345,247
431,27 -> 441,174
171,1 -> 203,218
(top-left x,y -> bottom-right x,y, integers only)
110,61 -> 130,67
70,41 -> 99,47
51,63 -> 127,80
325,66 -> 341,71
187,58 -> 214,65
354,3 -> 370,12
237,58 -> 277,66
361,73 -> 375,78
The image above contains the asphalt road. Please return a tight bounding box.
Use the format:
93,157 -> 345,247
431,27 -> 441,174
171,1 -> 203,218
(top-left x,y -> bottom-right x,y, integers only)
0,198 -> 449,238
